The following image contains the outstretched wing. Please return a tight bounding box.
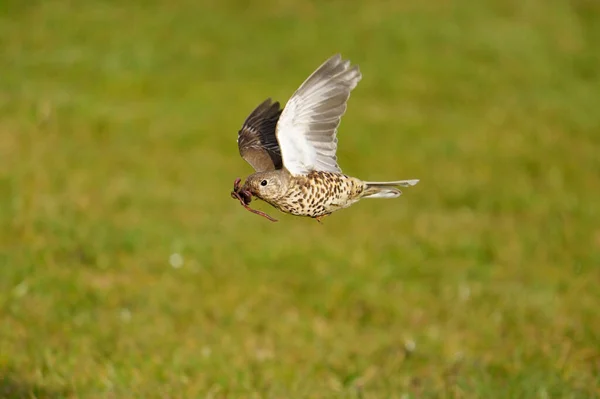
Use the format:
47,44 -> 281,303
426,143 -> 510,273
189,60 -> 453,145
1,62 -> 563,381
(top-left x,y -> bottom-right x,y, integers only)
275,54 -> 362,176
237,98 -> 283,172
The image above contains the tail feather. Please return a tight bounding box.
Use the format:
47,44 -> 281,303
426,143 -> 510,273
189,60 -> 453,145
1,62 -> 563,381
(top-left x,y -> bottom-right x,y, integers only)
362,179 -> 419,199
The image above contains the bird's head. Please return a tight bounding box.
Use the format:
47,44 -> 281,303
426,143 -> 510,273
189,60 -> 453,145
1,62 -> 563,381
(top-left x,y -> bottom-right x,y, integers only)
242,170 -> 290,203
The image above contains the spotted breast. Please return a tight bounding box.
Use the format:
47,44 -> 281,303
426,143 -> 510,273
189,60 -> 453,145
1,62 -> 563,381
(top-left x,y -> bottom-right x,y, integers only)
275,171 -> 365,218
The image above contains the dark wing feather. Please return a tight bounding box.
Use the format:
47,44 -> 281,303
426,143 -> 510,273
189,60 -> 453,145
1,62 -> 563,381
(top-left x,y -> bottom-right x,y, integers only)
237,98 -> 283,172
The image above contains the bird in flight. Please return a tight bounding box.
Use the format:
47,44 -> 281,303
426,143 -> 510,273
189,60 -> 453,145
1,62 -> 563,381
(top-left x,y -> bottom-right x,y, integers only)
231,54 -> 419,223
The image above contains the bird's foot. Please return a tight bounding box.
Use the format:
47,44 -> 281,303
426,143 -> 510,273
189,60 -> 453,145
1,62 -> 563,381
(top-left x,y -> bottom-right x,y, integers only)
315,215 -> 329,224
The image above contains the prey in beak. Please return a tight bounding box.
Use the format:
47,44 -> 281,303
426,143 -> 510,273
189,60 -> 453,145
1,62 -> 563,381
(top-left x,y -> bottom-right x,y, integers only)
231,178 -> 278,222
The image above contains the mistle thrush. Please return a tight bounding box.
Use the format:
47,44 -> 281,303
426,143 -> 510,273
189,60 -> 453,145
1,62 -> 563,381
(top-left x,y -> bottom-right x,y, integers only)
231,54 -> 419,222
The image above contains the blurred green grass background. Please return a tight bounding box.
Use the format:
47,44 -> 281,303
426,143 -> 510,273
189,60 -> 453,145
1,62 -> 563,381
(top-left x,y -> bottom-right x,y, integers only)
1,0 -> 599,397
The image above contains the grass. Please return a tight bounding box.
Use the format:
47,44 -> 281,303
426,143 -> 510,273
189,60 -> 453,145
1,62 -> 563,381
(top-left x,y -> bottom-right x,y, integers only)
1,0 -> 599,397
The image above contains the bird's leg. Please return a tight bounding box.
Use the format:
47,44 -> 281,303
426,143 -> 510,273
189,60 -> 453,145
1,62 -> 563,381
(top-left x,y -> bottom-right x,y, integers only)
315,214 -> 329,224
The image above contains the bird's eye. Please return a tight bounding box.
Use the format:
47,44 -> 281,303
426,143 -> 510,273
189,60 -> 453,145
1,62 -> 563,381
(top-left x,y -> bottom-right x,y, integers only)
260,180 -> 268,186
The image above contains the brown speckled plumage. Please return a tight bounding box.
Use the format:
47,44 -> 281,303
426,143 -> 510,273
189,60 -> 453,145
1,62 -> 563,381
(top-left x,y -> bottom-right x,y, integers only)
271,171 -> 364,218
232,54 -> 419,222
